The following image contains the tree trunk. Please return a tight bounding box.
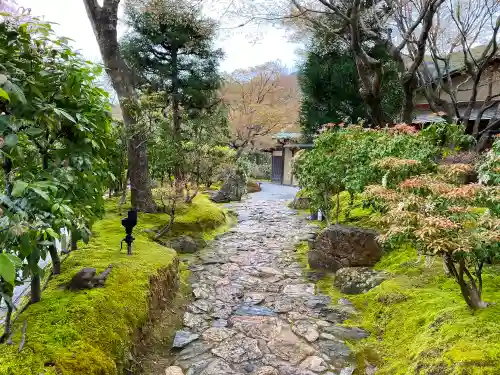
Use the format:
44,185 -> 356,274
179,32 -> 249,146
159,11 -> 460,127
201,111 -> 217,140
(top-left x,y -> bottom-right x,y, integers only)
171,47 -> 183,181
456,276 -> 487,309
70,228 -> 78,251
349,0 -> 386,127
48,244 -> 61,275
401,74 -> 417,124
30,273 -> 41,304
361,89 -> 386,127
445,255 -> 487,309
0,302 -> 12,343
335,192 -> 340,225
83,0 -> 156,213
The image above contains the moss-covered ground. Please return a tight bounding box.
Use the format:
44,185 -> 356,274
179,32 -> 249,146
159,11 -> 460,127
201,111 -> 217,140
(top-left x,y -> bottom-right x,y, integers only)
294,192 -> 500,375
0,193 -> 229,375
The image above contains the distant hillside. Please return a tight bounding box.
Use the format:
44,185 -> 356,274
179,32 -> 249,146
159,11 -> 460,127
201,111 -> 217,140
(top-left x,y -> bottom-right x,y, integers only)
223,72 -> 302,150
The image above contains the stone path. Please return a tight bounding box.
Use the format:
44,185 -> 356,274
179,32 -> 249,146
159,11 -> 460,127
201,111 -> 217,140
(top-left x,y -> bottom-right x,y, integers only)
168,184 -> 366,375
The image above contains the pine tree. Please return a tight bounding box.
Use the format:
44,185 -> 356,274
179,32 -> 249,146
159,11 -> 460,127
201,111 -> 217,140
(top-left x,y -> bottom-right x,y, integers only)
121,0 -> 224,178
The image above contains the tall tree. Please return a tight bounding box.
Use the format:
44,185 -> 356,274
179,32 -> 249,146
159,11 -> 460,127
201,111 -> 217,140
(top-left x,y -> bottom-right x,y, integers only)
299,31 -> 403,136
233,0 -> 444,124
83,0 -> 157,212
299,41 -> 367,137
419,0 -> 500,142
224,61 -> 299,156
120,0 -> 223,180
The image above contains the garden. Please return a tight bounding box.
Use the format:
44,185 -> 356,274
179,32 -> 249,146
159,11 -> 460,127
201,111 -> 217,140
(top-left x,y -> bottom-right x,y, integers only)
293,123 -> 500,374
0,3 -> 252,374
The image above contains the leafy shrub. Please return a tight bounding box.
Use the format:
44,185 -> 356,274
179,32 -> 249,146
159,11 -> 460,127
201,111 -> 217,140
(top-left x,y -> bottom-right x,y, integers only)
478,137 -> 500,186
366,177 -> 500,309
293,124 -> 441,223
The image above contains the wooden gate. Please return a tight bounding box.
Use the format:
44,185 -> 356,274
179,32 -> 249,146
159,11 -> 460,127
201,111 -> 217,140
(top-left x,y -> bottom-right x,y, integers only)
271,154 -> 284,183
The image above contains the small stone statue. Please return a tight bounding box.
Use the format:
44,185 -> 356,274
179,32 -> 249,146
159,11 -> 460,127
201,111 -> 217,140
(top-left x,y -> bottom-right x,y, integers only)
67,265 -> 113,290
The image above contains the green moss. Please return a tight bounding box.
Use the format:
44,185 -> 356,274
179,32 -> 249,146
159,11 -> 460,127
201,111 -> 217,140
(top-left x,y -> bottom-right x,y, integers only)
348,224 -> 500,374
348,261 -> 500,375
0,193 -> 230,375
295,241 -> 310,269
330,192 -> 379,229
294,192 -> 500,375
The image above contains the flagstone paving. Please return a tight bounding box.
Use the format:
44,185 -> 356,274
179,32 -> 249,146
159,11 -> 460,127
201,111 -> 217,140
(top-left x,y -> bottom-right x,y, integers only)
168,184 -> 366,375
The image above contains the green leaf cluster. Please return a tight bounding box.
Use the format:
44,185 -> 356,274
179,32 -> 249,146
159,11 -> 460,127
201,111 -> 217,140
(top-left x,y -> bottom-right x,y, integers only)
0,16 -> 114,312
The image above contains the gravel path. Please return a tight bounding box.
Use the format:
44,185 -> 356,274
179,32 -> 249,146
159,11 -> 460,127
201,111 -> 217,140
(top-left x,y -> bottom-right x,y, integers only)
168,183 -> 365,375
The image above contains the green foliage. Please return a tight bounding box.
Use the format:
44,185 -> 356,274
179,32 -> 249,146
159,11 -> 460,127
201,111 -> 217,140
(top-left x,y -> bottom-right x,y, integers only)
298,31 -> 403,138
182,108 -> 233,186
121,0 -> 223,115
367,174 -> 500,309
421,122 -> 476,150
106,121 -> 128,195
142,89 -> 233,189
299,41 -> 367,138
478,137 -> 500,186
243,152 -> 271,180
0,15 -> 113,320
293,125 -> 440,223
121,1 -> 229,191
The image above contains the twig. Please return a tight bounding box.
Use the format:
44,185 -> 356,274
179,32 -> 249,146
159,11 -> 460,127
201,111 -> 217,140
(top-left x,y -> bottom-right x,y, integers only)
18,320 -> 27,352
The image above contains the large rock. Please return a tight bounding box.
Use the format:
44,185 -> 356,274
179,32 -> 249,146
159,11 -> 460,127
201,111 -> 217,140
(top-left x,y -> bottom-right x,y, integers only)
247,180 -> 262,193
334,267 -> 388,294
169,235 -> 206,254
211,171 -> 247,203
289,190 -> 311,210
173,330 -> 199,348
308,225 -> 381,271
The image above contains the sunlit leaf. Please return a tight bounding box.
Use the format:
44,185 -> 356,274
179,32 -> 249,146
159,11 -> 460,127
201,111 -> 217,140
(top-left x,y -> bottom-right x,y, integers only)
11,180 -> 28,197
0,253 -> 17,285
46,227 -> 59,239
30,187 -> 50,201
0,87 -> 9,101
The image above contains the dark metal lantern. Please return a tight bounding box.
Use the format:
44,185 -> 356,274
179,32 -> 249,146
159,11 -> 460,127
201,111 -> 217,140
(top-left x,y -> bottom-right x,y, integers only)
121,209 -> 138,256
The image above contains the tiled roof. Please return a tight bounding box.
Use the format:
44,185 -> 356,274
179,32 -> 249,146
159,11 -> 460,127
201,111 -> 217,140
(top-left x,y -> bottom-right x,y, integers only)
272,132 -> 302,140
421,45 -> 495,79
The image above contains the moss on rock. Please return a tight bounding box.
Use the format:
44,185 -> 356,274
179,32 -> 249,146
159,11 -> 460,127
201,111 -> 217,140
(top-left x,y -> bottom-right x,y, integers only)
247,179 -> 262,193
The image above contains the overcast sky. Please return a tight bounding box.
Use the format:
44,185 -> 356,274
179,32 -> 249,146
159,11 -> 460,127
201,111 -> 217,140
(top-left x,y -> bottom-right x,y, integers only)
18,0 -> 300,73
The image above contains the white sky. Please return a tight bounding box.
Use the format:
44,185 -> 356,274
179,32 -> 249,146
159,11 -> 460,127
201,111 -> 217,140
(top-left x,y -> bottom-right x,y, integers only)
18,0 -> 300,72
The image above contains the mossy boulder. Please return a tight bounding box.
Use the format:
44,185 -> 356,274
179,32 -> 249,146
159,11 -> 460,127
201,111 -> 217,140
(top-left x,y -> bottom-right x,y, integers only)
290,189 -> 311,210
247,179 -> 262,193
308,225 -> 382,271
166,235 -> 207,254
211,170 -> 247,203
334,267 -> 389,294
